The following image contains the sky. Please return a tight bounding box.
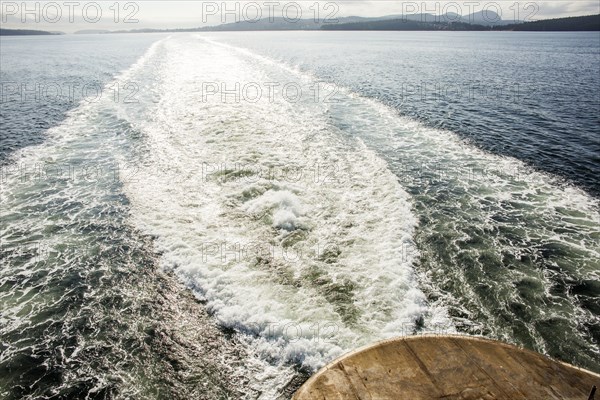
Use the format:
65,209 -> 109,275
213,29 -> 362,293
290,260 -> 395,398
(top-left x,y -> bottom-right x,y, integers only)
1,1 -> 599,33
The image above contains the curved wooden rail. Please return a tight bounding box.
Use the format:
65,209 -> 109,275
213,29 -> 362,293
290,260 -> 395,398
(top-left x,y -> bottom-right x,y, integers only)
293,335 -> 600,400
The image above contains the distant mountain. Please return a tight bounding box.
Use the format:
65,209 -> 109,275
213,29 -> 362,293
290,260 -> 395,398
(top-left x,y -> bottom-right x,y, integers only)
196,16 -> 376,31
69,13 -> 599,34
322,13 -> 600,31
463,10 -> 519,26
380,11 -> 519,26
498,14 -> 600,31
190,11 -> 526,32
321,19 -> 490,31
197,17 -> 319,31
0,28 -> 62,36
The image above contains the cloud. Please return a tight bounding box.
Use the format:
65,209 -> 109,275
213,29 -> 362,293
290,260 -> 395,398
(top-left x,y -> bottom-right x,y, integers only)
1,1 -> 598,33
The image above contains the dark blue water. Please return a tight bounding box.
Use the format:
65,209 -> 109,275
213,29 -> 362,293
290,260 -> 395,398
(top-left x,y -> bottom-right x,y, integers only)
0,34 -> 165,163
1,33 -> 255,400
211,31 -> 599,375
216,31 -> 600,197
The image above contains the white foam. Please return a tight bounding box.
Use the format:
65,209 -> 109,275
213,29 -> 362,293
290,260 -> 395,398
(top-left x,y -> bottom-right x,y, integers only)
115,35 -> 447,383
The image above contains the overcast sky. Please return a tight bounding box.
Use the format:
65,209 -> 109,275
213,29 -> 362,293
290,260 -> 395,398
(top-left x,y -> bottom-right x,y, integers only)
2,1 -> 599,33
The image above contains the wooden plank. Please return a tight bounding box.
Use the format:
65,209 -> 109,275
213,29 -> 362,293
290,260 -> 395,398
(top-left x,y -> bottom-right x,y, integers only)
293,335 -> 600,400
403,336 -> 507,398
339,339 -> 442,399
299,364 -> 359,399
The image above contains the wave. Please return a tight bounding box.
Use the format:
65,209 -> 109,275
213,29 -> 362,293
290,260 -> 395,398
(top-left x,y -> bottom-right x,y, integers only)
195,34 -> 600,372
3,33 -> 598,398
116,35 -> 448,378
